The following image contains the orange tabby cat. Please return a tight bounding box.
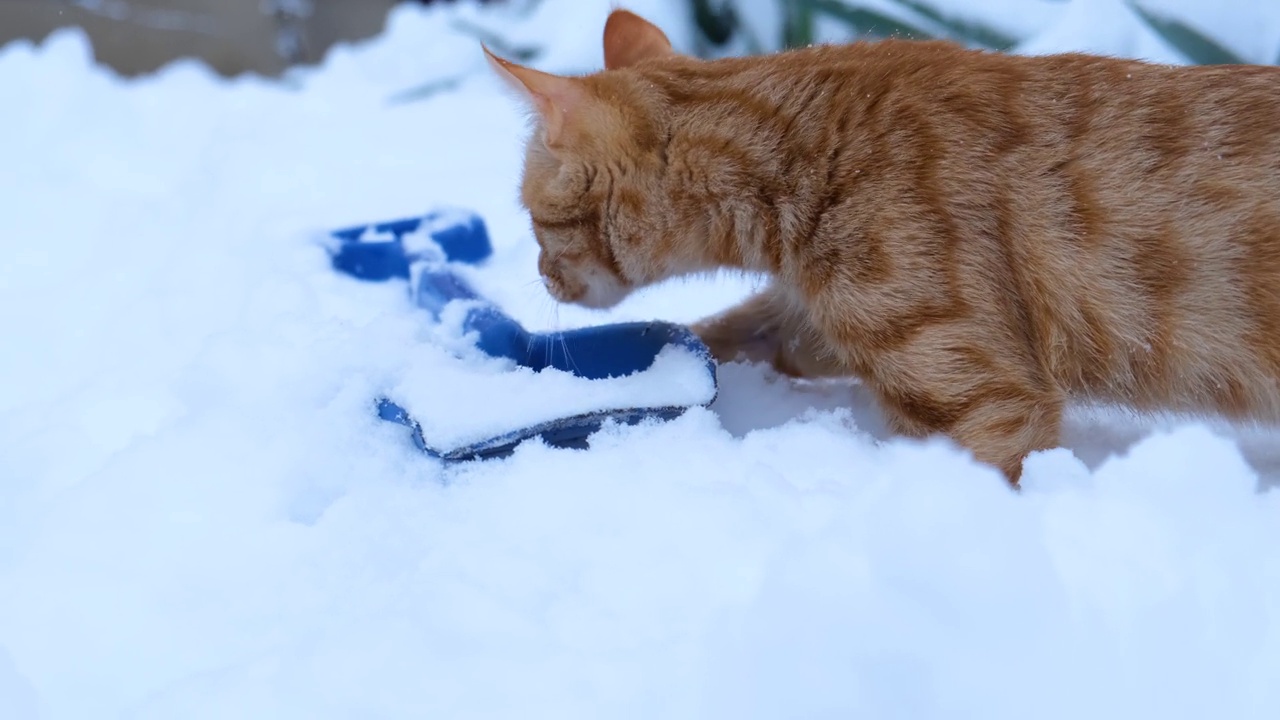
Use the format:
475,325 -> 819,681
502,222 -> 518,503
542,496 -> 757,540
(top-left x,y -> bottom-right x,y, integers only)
485,9 -> 1280,484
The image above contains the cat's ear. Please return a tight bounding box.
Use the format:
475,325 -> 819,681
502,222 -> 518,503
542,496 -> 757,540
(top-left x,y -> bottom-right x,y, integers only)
483,45 -> 586,148
603,9 -> 674,70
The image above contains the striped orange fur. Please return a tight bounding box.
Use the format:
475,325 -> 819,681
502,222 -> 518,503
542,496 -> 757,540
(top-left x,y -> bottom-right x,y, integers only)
486,9 -> 1280,484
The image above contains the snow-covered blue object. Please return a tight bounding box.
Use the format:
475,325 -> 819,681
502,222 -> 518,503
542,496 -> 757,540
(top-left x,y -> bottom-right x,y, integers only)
328,209 -> 718,461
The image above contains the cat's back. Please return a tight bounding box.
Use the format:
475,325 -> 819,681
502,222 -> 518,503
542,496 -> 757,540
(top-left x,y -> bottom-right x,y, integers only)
646,38 -> 1280,161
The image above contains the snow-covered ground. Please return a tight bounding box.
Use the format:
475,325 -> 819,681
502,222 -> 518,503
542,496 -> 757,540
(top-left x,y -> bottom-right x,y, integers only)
3,1 -> 1280,717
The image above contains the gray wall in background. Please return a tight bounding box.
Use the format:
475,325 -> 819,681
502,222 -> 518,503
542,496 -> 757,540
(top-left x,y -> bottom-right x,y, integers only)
0,0 -> 407,77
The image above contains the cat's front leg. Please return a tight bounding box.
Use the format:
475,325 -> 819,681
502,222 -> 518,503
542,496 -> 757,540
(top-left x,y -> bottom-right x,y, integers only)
861,329 -> 1064,485
691,286 -> 847,379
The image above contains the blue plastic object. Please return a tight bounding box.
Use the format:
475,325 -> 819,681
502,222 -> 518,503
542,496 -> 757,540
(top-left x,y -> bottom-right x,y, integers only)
328,208 -> 718,461
330,210 -> 493,280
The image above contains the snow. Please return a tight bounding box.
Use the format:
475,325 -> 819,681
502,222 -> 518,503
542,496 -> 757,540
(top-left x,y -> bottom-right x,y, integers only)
2,0 -> 1280,717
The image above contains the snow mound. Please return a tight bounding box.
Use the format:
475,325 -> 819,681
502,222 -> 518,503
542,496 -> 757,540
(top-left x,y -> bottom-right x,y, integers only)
2,1 -> 1279,718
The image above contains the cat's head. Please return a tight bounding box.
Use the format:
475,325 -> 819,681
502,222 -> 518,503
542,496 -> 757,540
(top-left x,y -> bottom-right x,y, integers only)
485,10 -> 689,309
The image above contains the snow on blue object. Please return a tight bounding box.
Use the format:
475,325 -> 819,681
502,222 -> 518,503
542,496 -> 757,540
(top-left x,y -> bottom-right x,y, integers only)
328,208 -> 719,461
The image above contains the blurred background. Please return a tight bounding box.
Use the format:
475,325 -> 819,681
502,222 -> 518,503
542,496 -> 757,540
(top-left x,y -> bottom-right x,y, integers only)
0,0 -> 497,77
1,0 -> 1276,80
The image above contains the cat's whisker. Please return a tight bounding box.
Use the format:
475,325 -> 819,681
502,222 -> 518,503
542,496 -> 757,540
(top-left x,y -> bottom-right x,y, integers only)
549,303 -> 580,375
537,294 -> 559,332
525,320 -> 538,359
545,321 -> 557,370
559,333 -> 580,375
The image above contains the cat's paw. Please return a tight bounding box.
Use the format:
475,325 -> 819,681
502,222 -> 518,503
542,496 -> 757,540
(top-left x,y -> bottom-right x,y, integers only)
691,319 -> 781,366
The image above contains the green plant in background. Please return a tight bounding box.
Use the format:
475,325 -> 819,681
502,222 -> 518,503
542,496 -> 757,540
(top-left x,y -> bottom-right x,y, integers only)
691,0 -> 740,46
692,0 -> 1278,65
1123,2 -> 1250,65
781,0 -> 1014,50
